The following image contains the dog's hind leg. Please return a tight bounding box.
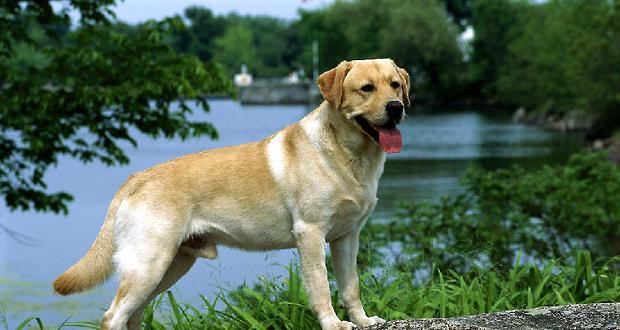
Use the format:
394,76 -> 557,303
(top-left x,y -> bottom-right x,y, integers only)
100,206 -> 184,330
126,251 -> 197,330
101,255 -> 175,330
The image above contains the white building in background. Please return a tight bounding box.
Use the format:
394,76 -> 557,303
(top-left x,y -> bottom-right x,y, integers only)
284,70 -> 300,84
234,64 -> 253,86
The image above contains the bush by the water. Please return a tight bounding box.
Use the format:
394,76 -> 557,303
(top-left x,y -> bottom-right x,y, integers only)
366,152 -> 620,273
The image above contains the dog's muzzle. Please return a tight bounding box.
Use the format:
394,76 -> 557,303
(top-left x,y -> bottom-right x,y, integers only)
386,100 -> 404,123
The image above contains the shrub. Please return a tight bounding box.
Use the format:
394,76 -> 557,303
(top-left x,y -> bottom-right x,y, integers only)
366,152 -> 620,273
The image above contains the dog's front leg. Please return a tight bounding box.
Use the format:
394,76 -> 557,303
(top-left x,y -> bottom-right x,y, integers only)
331,229 -> 386,327
294,223 -> 356,330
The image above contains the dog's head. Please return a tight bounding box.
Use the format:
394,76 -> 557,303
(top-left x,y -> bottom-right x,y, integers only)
317,58 -> 410,154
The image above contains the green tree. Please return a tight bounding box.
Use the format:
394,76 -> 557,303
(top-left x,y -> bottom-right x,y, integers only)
213,23 -> 258,75
379,0 -> 463,101
492,0 -> 619,137
298,0 -> 463,101
440,0 -> 473,30
496,1 -> 606,109
468,0 -> 522,100
222,14 -> 299,77
298,0 -> 389,73
171,6 -> 228,61
297,7 -> 350,73
580,0 -> 620,137
170,8 -> 303,78
0,1 -> 233,215
244,16 -> 300,77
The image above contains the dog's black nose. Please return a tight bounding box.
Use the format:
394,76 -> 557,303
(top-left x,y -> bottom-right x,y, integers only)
386,100 -> 404,121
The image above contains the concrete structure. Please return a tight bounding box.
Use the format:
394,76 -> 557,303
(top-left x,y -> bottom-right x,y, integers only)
363,303 -> 620,330
238,81 -> 319,105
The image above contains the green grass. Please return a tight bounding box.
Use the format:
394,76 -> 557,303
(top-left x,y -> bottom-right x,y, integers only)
15,250 -> 620,330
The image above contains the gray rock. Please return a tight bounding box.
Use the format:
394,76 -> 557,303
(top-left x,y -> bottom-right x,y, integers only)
609,140 -> 620,164
363,303 -> 620,330
512,107 -> 527,123
238,81 -> 316,105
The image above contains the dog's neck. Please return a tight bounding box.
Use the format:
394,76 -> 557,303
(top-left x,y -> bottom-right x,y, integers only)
300,102 -> 386,183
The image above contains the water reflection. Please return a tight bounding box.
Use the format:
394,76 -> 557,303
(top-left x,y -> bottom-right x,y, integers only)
375,106 -> 583,215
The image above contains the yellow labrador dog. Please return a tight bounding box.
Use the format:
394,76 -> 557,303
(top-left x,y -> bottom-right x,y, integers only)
53,58 -> 410,330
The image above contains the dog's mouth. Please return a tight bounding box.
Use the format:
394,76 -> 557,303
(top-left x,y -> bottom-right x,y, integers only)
354,116 -> 402,154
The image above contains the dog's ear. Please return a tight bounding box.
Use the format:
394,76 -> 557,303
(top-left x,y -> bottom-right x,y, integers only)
396,66 -> 411,107
317,61 -> 351,109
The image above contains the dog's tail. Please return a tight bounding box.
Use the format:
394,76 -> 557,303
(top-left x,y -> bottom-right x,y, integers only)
53,187 -> 125,295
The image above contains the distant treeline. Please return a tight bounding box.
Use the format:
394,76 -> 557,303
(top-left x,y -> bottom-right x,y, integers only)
163,1 -> 464,101
159,0 -> 619,137
7,1 -> 618,137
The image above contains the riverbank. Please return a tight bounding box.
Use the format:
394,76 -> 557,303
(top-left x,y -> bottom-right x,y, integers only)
512,106 -> 620,163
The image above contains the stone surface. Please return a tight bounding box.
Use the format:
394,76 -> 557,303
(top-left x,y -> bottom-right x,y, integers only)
510,107 -> 593,132
363,303 -> 620,330
608,139 -> 620,164
238,82 -> 317,105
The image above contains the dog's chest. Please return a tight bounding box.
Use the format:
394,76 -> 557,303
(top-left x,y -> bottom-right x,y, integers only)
324,151 -> 384,238
325,180 -> 379,241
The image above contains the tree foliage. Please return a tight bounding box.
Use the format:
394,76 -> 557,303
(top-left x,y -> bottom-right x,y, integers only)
167,1 -> 464,100
470,0 -> 620,137
0,1 -> 233,214
467,0 -> 523,99
440,0 -> 473,30
378,0 -> 463,100
497,1 -> 611,109
213,23 -> 258,75
298,0 -> 464,101
169,8 -> 301,77
172,6 -> 228,61
162,0 -> 619,132
214,14 -> 300,77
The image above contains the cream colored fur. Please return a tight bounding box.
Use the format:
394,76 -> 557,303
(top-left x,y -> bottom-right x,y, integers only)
53,58 -> 410,330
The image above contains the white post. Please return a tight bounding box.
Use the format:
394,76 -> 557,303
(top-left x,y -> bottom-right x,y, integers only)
312,39 -> 319,83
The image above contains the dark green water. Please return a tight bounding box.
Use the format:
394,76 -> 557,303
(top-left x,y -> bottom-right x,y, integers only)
0,101 -> 584,326
376,106 -> 584,217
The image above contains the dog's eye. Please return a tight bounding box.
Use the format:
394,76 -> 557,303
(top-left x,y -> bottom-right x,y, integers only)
360,84 -> 375,92
391,81 -> 401,89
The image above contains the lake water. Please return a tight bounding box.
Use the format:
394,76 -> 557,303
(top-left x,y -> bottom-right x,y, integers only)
0,100 -> 584,327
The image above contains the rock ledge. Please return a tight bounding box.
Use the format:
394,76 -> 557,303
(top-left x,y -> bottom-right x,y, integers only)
364,303 -> 620,330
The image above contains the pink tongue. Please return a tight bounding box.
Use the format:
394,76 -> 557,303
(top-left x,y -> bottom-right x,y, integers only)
377,126 -> 402,154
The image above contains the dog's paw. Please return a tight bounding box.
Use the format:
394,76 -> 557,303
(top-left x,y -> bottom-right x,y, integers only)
336,320 -> 357,330
354,315 -> 386,327
369,316 -> 386,325
321,317 -> 357,330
